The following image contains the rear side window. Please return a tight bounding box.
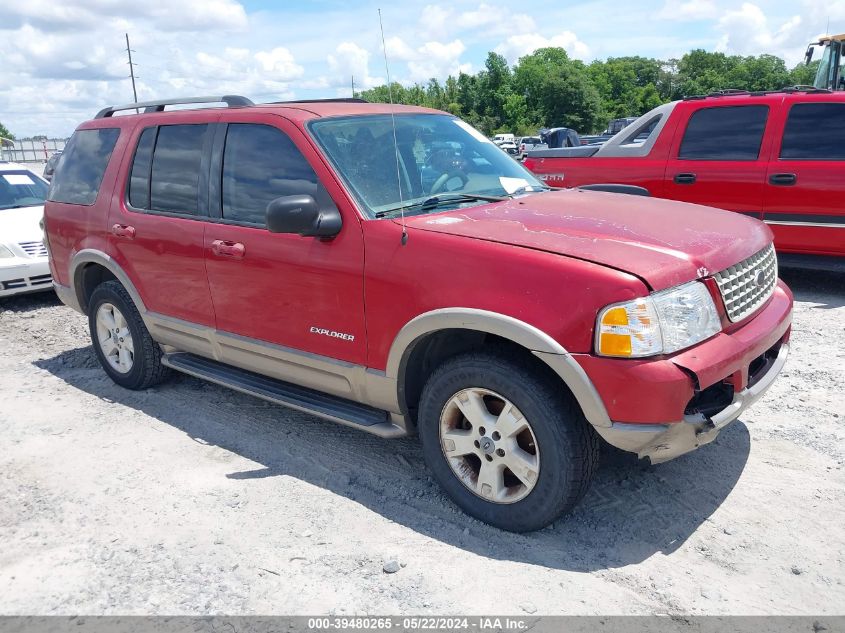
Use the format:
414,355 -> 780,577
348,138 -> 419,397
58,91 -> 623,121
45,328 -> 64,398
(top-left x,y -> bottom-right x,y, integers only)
780,103 -> 845,160
150,124 -> 208,214
221,123 -> 320,225
47,128 -> 120,205
128,128 -> 156,209
679,105 -> 769,161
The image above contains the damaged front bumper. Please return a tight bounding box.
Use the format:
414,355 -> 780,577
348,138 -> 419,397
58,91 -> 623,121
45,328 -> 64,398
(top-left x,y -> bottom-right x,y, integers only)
593,340 -> 788,463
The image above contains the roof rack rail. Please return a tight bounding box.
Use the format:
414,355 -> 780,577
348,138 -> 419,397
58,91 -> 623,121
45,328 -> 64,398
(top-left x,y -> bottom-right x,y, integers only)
781,85 -> 832,94
707,89 -> 750,97
269,98 -> 369,104
683,89 -> 749,101
95,95 -> 253,119
684,85 -> 835,101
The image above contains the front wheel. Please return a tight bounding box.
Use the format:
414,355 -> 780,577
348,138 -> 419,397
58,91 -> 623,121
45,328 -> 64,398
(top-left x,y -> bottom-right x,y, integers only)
418,352 -> 598,532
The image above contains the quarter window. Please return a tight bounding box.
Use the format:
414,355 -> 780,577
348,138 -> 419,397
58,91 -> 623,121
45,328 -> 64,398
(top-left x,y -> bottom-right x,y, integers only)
47,128 -> 120,205
678,105 -> 769,161
149,124 -> 209,215
128,127 -> 156,209
780,103 -> 845,160
221,124 -> 320,225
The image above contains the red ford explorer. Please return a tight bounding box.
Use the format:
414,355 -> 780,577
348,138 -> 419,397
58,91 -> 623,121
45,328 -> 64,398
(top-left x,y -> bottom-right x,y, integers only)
43,96 -> 792,532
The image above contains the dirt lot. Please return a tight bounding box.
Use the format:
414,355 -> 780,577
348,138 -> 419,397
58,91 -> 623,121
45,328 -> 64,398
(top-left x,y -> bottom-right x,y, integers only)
0,267 -> 843,615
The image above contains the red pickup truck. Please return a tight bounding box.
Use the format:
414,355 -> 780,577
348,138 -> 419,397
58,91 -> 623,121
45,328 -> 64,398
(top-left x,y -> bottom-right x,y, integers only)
44,96 -> 791,531
524,90 -> 845,259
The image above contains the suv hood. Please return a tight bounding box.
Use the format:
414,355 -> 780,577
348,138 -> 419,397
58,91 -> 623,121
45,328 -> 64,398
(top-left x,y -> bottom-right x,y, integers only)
404,189 -> 772,290
0,205 -> 45,244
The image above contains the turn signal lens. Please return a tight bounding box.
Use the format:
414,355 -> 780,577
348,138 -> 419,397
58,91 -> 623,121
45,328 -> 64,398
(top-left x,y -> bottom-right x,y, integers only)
597,298 -> 662,357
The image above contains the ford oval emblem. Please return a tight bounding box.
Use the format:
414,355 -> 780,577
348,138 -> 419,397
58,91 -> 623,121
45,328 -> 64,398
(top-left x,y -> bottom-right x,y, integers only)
754,269 -> 766,287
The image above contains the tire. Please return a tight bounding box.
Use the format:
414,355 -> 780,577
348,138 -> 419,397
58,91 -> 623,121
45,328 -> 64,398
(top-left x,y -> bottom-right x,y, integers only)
418,351 -> 598,532
87,280 -> 171,390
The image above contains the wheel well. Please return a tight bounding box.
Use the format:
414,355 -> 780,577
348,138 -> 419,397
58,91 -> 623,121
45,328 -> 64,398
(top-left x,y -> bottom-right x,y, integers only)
75,263 -> 118,314
399,329 -> 567,425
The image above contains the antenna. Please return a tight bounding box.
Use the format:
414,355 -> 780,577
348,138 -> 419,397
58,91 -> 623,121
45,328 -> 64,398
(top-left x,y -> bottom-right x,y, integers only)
378,8 -> 408,246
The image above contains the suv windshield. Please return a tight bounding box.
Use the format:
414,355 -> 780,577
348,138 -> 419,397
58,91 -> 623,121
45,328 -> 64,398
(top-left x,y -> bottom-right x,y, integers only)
0,170 -> 49,210
309,114 -> 545,217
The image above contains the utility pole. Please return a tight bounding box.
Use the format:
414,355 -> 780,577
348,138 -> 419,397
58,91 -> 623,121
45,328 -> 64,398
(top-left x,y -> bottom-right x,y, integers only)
125,33 -> 138,106
351,75 -> 355,99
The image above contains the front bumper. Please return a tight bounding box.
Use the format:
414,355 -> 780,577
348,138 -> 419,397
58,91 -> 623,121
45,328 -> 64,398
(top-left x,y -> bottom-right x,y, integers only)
594,340 -> 788,463
573,280 -> 793,463
0,259 -> 52,297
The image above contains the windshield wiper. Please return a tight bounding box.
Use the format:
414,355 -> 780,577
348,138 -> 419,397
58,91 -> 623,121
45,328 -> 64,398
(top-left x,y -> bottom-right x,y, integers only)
375,193 -> 508,218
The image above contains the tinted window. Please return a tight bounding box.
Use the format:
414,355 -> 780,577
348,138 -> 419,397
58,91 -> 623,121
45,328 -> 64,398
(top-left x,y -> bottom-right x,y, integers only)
0,170 -> 49,210
222,124 -> 320,225
47,128 -> 119,205
780,103 -> 845,160
679,105 -> 769,160
150,124 -> 208,214
128,127 -> 156,209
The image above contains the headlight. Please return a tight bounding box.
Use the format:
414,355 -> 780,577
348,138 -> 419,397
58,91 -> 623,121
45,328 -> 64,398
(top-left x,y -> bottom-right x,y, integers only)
596,281 -> 721,358
0,244 -> 15,259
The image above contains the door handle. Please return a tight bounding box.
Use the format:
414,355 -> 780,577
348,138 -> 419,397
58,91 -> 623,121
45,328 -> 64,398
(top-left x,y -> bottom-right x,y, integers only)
111,224 -> 136,239
673,173 -> 697,185
211,239 -> 245,259
769,173 -> 797,186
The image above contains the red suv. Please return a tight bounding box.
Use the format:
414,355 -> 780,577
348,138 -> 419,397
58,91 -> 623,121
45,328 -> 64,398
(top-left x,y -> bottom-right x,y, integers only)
44,95 -> 792,532
524,90 -> 845,260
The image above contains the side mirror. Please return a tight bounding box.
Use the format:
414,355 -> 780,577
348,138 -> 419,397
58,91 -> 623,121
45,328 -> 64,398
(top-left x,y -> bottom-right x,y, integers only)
265,195 -> 342,238
805,45 -> 815,65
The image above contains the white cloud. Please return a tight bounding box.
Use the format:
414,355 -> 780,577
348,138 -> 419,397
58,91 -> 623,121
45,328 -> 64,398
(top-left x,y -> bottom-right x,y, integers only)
419,4 -> 453,35
418,3 -> 535,39
715,2 -> 804,58
382,37 -> 471,83
254,47 -> 304,80
408,40 -> 472,82
0,0 -> 248,32
0,0 -> 831,139
495,31 -> 590,63
326,42 -> 383,90
655,1 -> 719,21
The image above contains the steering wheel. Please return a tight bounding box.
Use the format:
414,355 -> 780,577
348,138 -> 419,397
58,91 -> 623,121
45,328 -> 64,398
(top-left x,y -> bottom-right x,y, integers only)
430,171 -> 469,195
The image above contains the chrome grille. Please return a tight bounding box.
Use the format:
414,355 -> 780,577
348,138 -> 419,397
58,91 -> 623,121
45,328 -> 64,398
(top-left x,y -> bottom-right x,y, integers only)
18,241 -> 48,258
713,244 -> 777,322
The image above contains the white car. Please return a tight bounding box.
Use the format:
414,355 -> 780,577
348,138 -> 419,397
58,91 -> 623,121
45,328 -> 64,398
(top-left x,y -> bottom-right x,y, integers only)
0,162 -> 52,298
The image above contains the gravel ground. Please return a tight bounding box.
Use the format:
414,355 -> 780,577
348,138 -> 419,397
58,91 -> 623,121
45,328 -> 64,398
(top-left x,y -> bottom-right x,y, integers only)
0,266 -> 843,615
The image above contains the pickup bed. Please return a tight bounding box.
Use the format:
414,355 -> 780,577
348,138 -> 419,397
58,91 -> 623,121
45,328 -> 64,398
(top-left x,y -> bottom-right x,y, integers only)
523,91 -> 845,258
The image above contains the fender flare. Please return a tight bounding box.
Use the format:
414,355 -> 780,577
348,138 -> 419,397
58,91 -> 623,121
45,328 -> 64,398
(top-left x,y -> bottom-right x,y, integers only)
67,249 -> 148,317
385,308 -> 612,429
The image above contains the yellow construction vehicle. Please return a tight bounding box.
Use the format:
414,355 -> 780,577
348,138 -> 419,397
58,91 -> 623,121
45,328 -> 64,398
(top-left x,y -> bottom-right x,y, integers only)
805,33 -> 845,90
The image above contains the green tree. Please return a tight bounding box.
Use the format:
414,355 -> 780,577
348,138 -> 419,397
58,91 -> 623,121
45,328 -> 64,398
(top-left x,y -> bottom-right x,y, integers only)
476,52 -> 513,132
360,46 -> 817,136
513,47 -> 602,132
789,60 -> 819,86
0,121 -> 14,141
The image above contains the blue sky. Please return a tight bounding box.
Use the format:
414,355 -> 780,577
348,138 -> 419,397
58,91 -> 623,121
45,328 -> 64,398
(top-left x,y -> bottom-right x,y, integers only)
0,0 -> 840,137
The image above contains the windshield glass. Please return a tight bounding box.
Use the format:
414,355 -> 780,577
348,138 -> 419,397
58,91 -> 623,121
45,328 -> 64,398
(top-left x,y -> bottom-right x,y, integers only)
0,171 -> 49,210
309,114 -> 544,217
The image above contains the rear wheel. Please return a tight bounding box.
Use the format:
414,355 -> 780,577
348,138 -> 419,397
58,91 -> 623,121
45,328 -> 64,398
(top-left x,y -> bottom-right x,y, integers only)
88,281 -> 171,390
418,352 -> 598,532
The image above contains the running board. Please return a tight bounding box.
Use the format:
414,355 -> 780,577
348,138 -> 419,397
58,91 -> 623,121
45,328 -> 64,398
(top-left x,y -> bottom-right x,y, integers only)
161,353 -> 405,438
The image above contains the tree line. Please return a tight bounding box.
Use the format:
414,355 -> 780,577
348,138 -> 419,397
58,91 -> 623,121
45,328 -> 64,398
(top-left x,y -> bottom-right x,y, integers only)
360,48 -> 819,135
